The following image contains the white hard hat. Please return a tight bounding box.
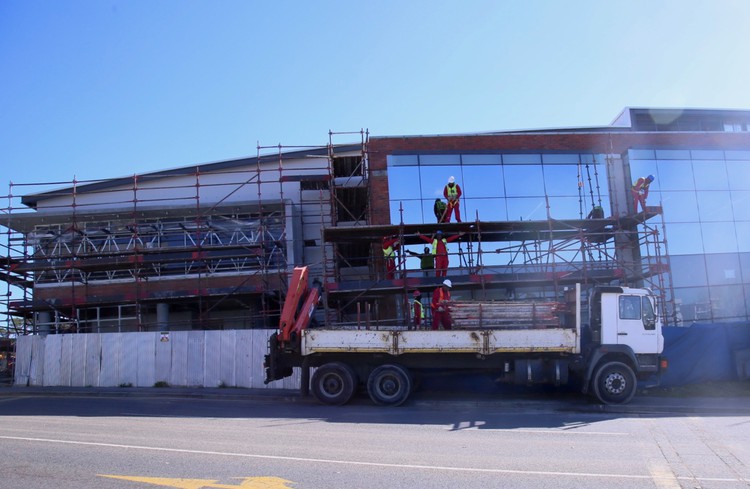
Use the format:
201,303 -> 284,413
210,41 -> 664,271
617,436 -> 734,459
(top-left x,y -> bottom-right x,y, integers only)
442,279 -> 452,288
448,176 -> 455,183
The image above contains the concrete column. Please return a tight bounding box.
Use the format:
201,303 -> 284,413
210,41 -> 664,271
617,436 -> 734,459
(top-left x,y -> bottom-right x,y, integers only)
607,153 -> 642,285
37,311 -> 51,336
156,303 -> 170,331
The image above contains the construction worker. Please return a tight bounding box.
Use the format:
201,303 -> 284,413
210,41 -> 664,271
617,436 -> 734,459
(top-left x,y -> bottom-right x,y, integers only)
410,290 -> 424,330
433,198 -> 447,223
631,175 -> 655,214
431,279 -> 453,330
405,246 -> 434,277
443,176 -> 462,222
418,229 -> 464,278
382,235 -> 400,280
587,205 -> 604,219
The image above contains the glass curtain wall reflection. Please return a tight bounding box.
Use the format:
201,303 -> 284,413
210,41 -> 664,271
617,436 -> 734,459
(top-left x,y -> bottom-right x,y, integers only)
388,153 -> 608,225
628,149 -> 750,322
388,152 -> 609,281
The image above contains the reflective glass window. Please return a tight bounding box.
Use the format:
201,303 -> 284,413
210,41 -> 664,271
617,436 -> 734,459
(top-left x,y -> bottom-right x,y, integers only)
692,161 -> 729,190
661,192 -> 699,223
691,150 -> 725,160
708,285 -> 747,320
740,252 -> 750,280
670,254 -> 708,288
726,161 -> 750,190
655,150 -> 691,159
655,160 -> 694,191
542,154 -> 581,164
420,165 -> 463,200
503,154 -> 542,164
506,197 -> 548,221
462,165 -> 503,198
548,196 -> 586,218
705,253 -> 742,286
466,197 -> 507,222
388,166 -> 421,200
387,154 -> 419,167
736,222 -> 750,252
725,150 -> 750,160
419,154 -> 460,166
462,154 -> 502,165
730,192 -> 750,221
542,165 -> 579,196
503,165 -> 544,197
666,223 -> 704,254
697,191 -> 734,222
390,200 -> 424,225
629,149 -> 655,160
673,286 -> 711,322
701,222 -> 738,253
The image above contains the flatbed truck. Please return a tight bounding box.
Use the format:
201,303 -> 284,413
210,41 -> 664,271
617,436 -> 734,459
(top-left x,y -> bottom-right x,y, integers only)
264,266 -> 665,406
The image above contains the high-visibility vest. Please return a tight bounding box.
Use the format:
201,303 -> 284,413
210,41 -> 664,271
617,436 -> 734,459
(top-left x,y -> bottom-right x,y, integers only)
411,300 -> 424,319
431,238 -> 447,255
432,287 -> 449,309
632,177 -> 651,193
445,184 -> 459,199
383,245 -> 395,258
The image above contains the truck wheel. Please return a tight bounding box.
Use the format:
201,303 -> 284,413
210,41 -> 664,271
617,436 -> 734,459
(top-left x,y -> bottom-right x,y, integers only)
367,364 -> 412,406
311,362 -> 358,406
593,361 -> 636,404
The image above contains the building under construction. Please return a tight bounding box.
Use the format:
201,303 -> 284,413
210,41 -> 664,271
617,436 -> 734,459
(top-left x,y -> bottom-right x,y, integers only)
3,107 -> 750,341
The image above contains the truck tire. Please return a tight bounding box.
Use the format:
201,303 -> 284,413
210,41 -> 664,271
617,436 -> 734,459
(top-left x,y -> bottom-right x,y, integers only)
367,364 -> 412,406
311,362 -> 358,406
592,361 -> 636,404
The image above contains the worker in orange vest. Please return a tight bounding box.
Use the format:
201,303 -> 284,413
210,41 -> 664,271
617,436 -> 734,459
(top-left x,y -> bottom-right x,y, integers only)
631,175 -> 654,214
443,176 -> 463,222
431,279 -> 453,330
418,230 -> 463,278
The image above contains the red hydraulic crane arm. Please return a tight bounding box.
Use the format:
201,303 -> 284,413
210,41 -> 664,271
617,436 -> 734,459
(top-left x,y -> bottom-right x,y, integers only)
278,266 -> 319,344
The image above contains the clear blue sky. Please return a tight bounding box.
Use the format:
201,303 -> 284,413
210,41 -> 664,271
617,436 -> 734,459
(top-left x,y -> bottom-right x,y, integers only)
2,1 -> 750,191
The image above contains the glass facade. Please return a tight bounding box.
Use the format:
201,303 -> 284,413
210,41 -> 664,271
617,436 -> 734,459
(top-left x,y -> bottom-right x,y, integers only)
388,153 -> 608,224
388,148 -> 750,323
628,149 -> 750,322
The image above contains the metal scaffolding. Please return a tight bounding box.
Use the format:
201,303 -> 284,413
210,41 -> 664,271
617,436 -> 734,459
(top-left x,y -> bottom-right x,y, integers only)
0,131 -> 675,343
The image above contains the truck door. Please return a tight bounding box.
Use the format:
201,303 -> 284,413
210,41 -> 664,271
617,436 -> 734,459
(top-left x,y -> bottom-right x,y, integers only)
616,295 -> 658,354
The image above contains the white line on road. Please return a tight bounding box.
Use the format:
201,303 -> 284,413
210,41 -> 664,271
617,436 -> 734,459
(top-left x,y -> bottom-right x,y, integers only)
0,435 -> 745,484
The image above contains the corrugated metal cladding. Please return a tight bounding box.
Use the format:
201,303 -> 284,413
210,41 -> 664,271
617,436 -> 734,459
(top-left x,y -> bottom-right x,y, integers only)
14,330 -> 300,389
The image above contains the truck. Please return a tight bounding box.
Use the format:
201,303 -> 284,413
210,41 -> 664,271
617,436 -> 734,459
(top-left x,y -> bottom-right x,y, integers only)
264,266 -> 665,406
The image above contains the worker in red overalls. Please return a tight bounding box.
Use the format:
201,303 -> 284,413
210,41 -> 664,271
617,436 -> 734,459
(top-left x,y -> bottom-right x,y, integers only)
431,279 -> 452,330
382,235 -> 400,279
418,230 -> 463,277
411,290 -> 424,330
443,176 -> 463,222
631,174 -> 654,214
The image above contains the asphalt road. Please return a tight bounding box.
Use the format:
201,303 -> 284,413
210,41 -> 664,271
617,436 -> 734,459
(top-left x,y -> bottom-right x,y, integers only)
0,390 -> 749,489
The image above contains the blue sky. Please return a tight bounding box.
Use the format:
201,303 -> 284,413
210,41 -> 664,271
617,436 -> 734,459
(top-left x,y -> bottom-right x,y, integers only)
2,1 -> 750,191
